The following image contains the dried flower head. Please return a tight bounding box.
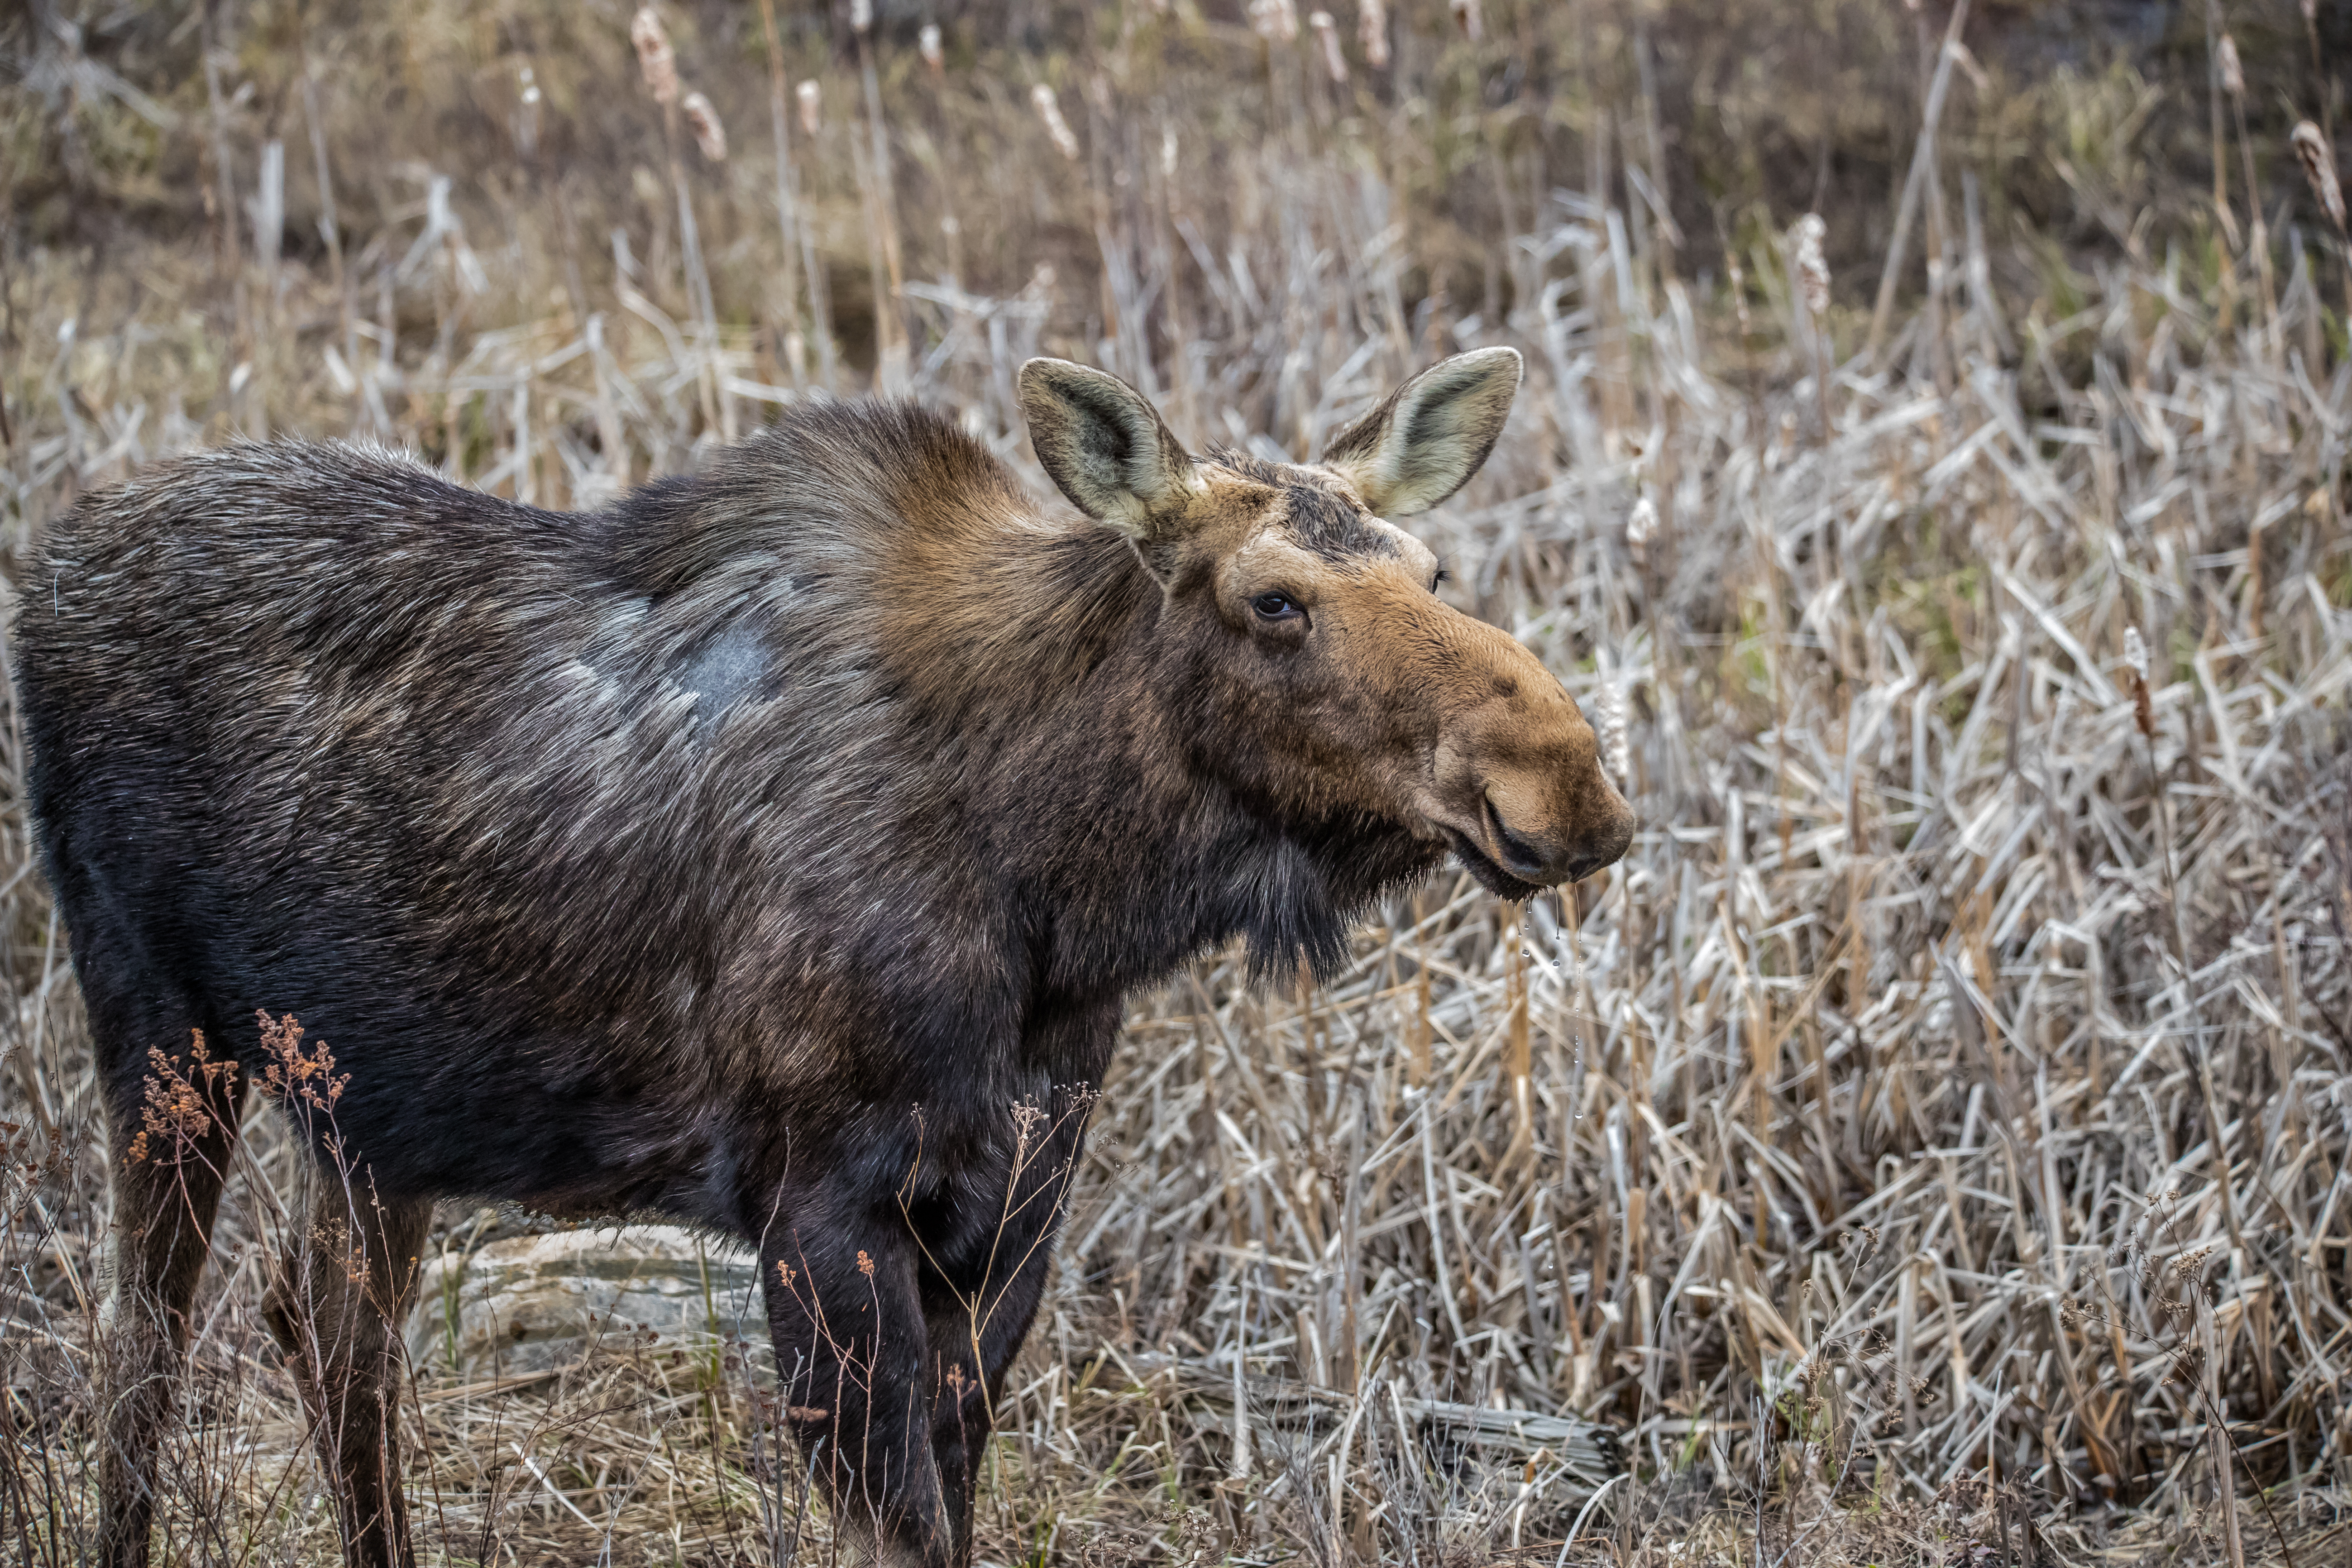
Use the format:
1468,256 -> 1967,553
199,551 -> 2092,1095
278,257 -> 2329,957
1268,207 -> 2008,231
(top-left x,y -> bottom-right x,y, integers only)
849,0 -> 872,34
2123,625 -> 2150,683
1449,0 -> 1482,41
796,78 -> 822,138
1358,0 -> 1389,68
682,91 -> 727,162
1310,11 -> 1348,82
1031,83 -> 1081,162
856,1248 -> 876,1277
919,22 -> 944,73
1249,0 -> 1299,43
258,1011 -> 348,1113
1791,213 -> 1830,316
2169,1244 -> 2219,1281
126,1033 -> 237,1167
2293,121 -> 2346,234
629,7 -> 679,106
2216,33 -> 2243,97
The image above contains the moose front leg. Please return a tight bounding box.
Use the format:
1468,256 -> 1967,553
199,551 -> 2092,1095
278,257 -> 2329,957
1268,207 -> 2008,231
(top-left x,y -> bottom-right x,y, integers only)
920,1088 -> 1094,1566
919,1214 -> 1066,1568
760,1202 -> 951,1568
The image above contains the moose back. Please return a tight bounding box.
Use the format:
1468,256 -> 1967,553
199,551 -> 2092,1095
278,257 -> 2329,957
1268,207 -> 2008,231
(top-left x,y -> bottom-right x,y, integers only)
19,349 -> 1635,1568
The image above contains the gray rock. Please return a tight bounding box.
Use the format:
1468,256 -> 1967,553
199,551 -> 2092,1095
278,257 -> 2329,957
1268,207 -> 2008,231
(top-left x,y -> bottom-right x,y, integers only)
405,1225 -> 768,1380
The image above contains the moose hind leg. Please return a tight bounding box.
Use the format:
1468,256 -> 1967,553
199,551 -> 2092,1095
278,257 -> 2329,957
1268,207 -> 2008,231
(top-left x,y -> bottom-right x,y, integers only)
263,1170 -> 432,1568
98,1032 -> 243,1568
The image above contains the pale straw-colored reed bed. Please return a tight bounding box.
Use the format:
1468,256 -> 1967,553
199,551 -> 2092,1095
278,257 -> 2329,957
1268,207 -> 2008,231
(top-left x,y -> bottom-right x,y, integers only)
6,4 -> 2352,1564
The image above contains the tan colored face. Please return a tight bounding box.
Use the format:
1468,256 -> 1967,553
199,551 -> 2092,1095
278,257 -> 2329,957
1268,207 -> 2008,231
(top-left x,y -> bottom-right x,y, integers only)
1163,460 -> 1636,894
1019,349 -> 1639,895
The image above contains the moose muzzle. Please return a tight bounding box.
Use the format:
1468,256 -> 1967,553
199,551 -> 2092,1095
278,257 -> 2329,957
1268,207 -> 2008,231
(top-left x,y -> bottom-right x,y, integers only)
1415,646 -> 1638,894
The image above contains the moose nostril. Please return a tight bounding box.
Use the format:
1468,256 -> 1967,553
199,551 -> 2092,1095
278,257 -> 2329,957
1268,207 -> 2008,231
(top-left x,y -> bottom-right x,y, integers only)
1481,795 -> 1552,877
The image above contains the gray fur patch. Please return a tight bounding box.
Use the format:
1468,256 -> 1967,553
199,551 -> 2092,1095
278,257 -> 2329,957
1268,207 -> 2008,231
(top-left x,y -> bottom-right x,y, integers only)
674,623 -> 772,739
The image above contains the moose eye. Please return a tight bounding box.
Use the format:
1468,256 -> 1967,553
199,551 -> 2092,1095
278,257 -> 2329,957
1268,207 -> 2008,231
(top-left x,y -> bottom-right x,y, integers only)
1251,591 -> 1302,621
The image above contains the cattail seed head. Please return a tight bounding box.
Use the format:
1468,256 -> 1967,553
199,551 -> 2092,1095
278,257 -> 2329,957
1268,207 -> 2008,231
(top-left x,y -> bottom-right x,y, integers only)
1449,0 -> 1482,41
2216,33 -> 2243,97
1792,213 -> 1830,316
1599,683 -> 1631,785
2293,121 -> 2346,234
630,8 -> 679,106
1625,494 -> 1658,553
2123,626 -> 2156,738
682,91 -> 726,162
797,79 -> 822,137
919,23 -> 944,73
1248,0 -> 1299,43
513,64 -> 541,160
1310,12 -> 1348,82
1031,84 -> 1081,162
1358,0 -> 1389,68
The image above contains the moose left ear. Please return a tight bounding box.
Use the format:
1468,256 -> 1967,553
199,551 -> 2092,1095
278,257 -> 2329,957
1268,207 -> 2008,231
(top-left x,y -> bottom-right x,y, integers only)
1319,347 -> 1523,516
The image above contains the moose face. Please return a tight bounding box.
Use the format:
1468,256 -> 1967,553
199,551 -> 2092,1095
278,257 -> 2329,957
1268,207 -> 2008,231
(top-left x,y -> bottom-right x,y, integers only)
1020,349 -> 1637,897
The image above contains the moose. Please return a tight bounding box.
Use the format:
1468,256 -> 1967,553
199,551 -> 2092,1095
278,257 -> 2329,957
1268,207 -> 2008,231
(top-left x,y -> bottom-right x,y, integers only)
19,346 -> 1635,1568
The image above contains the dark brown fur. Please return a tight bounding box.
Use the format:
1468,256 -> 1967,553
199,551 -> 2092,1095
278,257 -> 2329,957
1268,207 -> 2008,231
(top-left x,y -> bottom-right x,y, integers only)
19,355 -> 1632,1567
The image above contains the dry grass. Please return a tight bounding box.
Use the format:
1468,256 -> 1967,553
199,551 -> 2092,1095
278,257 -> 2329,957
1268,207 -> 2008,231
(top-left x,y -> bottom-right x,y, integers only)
6,2 -> 2352,1564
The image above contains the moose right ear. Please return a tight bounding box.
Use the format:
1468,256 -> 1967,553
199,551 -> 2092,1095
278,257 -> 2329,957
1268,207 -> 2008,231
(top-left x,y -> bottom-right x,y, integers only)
1018,359 -> 1199,538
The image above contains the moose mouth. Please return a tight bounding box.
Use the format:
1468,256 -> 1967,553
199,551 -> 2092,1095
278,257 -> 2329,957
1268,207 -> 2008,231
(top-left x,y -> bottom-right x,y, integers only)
1439,827 -> 1548,902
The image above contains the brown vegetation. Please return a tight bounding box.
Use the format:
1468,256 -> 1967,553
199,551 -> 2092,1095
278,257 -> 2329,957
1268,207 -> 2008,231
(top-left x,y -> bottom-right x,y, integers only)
5,1 -> 2352,1563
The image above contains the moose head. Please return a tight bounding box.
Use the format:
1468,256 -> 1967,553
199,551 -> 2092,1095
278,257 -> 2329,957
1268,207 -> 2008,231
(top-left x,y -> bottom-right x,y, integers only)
1020,347 -> 1636,899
